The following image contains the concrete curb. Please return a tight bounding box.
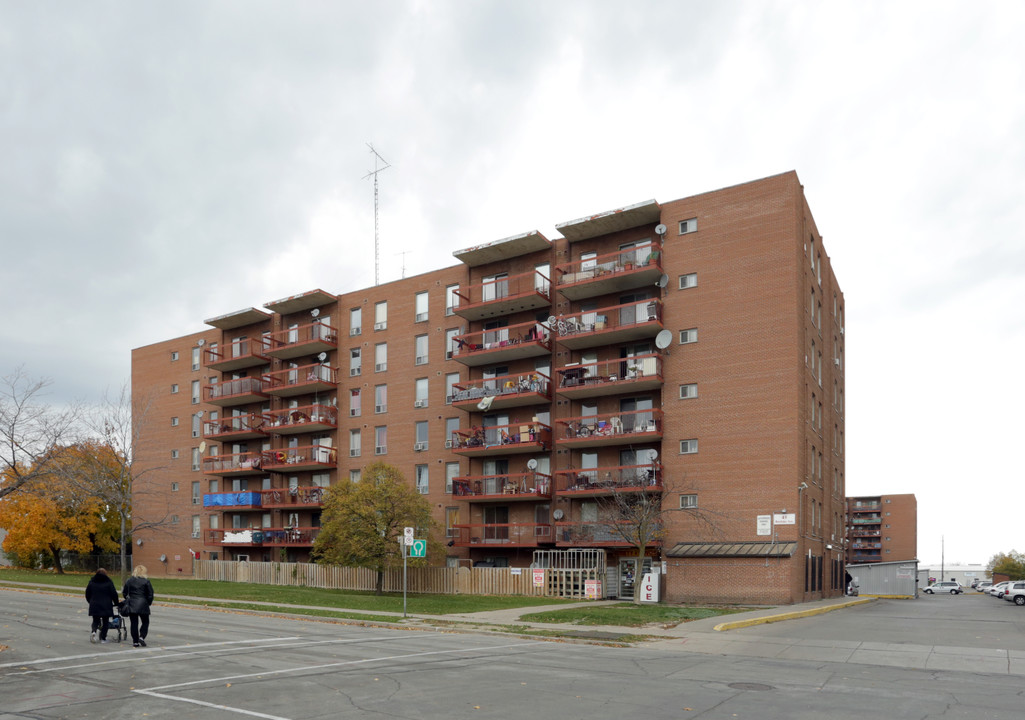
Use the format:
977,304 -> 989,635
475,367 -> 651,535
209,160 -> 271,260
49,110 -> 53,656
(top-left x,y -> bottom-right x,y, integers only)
712,597 -> 875,631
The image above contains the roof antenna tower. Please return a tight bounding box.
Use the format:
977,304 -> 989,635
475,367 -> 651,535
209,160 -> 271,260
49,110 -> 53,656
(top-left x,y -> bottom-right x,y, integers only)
363,143 -> 391,286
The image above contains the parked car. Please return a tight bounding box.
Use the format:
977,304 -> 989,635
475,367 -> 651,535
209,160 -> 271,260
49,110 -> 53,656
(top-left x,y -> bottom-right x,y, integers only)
976,581 -> 992,592
924,581 -> 963,594
989,581 -> 1010,597
1002,581 -> 1025,605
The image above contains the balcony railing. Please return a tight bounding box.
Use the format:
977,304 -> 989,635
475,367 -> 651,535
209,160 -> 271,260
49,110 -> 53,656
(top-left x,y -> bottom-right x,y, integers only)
554,464 -> 662,496
851,516 -> 881,524
451,320 -> 552,367
261,444 -> 337,472
849,503 -> 882,512
556,409 -> 663,448
204,377 -> 270,407
204,527 -> 320,547
202,451 -> 268,476
448,523 -> 554,547
265,322 -> 338,360
264,363 -> 338,397
556,242 -> 663,300
203,491 -> 263,508
450,422 -> 552,456
451,472 -> 553,500
256,486 -> 327,508
452,269 -> 551,321
549,298 -> 663,350
203,338 -> 271,372
202,412 -> 270,441
449,372 -> 551,411
555,521 -> 658,547
556,354 -> 662,399
264,404 -> 338,434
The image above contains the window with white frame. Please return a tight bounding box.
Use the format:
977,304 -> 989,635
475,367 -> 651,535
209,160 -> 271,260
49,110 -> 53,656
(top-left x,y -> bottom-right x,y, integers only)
171,449 -> 180,459
375,384 -> 387,413
679,439 -> 698,454
679,217 -> 698,234
374,301 -> 387,330
415,421 -> 429,449
415,464 -> 429,494
414,291 -> 428,323
445,462 -> 459,494
445,285 -> 460,315
445,372 -> 459,403
415,377 -> 428,406
350,347 -> 361,375
445,506 -> 459,536
680,494 -> 698,509
445,417 -> 459,448
414,334 -> 428,365
374,426 -> 387,454
349,307 -> 362,336
171,482 -> 179,492
679,328 -> 698,344
171,351 -> 179,362
679,383 -> 697,399
191,380 -> 200,404
191,447 -> 200,471
349,388 -> 361,417
349,429 -> 361,456
192,347 -> 201,371
171,416 -> 179,427
678,273 -> 697,289
445,328 -> 460,359
191,481 -> 200,505
375,343 -> 387,372
349,469 -> 361,483
171,383 -> 179,394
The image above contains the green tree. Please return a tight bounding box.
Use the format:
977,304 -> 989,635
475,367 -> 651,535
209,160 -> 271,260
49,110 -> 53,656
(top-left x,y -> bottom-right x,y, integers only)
312,462 -> 439,595
987,551 -> 1025,580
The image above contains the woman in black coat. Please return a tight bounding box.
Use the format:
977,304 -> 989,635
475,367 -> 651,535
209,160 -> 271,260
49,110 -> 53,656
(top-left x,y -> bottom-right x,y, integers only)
84,568 -> 119,643
122,564 -> 155,647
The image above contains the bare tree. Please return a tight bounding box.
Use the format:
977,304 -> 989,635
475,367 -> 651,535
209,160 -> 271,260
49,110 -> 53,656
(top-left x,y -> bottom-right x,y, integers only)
0,368 -> 78,500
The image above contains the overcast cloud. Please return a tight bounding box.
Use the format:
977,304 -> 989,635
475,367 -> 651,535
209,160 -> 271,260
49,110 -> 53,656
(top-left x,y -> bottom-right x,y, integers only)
2,1 -> 1023,567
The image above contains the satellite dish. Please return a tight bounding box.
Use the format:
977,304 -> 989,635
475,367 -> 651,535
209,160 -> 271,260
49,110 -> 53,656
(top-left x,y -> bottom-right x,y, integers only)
649,448 -> 659,460
553,509 -> 564,520
655,223 -> 667,236
547,316 -> 558,326
311,308 -> 320,317
655,274 -> 669,288
317,352 -> 328,362
655,329 -> 673,349
195,410 -> 205,418
199,441 -> 207,453
197,339 -> 206,346
527,459 -> 538,470
136,538 -> 143,546
159,554 -> 167,563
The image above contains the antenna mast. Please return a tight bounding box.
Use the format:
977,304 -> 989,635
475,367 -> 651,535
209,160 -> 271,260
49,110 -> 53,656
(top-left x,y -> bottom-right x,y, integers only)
363,143 -> 391,286
396,250 -> 409,279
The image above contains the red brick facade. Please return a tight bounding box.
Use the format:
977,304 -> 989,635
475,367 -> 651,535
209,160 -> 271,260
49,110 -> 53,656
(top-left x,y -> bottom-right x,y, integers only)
131,170 -> 846,604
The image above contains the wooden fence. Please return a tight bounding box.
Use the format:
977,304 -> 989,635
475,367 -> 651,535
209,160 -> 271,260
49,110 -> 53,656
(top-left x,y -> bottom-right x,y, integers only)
193,560 -> 604,598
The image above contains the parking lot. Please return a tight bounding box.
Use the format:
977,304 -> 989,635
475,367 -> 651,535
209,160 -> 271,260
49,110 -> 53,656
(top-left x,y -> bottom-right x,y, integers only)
4,586 -> 1025,719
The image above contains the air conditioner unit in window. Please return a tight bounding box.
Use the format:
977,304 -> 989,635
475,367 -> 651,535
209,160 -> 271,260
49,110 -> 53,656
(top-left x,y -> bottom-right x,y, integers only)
415,356 -> 428,365
415,312 -> 428,322
444,439 -> 453,449
834,358 -> 841,366
350,327 -> 361,336
375,363 -> 387,372
349,409 -> 359,417
349,449 -> 361,457
192,531 -> 201,539
350,368 -> 361,376
375,446 -> 387,455
414,442 -> 427,451
414,399 -> 427,408
374,322 -> 387,331
375,404 -> 386,413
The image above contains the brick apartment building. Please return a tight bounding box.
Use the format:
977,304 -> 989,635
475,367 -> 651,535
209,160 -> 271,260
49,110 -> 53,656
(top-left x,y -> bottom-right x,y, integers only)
845,494 -> 917,564
130,170 -> 846,604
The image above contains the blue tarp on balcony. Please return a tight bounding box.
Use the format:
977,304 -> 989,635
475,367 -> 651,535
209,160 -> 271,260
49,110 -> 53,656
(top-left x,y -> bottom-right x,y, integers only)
203,492 -> 262,507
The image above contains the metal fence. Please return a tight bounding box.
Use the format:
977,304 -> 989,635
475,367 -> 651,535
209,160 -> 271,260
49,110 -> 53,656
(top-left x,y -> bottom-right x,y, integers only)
60,553 -> 133,574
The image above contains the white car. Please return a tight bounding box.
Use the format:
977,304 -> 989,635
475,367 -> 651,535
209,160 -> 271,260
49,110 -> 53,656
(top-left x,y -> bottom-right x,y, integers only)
976,581 -> 992,592
989,581 -> 1010,597
1002,581 -> 1025,605
924,581 -> 963,594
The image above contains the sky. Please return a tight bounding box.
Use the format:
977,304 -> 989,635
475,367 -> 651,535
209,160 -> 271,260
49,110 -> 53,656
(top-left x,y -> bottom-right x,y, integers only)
2,1 -> 1023,567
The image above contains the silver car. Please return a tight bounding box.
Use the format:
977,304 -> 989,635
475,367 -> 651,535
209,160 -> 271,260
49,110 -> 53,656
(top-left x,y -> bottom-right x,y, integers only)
1002,580 -> 1025,605
924,581 -> 963,594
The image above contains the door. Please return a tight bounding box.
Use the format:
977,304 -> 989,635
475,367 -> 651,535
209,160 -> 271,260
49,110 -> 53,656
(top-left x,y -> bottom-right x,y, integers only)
483,506 -> 509,541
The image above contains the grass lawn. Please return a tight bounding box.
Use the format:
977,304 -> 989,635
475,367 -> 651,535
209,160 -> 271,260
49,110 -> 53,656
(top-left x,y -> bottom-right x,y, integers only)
518,602 -> 750,627
0,568 -> 575,616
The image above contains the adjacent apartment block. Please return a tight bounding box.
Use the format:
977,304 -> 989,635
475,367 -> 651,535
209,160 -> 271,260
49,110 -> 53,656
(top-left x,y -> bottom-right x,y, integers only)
130,170 -> 846,605
845,494 -> 917,564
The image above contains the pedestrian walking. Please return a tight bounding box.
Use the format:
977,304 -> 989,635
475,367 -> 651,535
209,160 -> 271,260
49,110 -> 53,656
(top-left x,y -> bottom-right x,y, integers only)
122,565 -> 155,647
84,568 -> 119,644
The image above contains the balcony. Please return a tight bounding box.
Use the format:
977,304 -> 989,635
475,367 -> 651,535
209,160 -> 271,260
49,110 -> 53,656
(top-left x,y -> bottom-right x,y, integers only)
255,486 -> 326,508
555,521 -> 656,547
205,377 -> 270,407
202,451 -> 268,476
550,299 -> 663,350
554,464 -> 663,497
449,372 -> 551,412
851,516 -> 882,524
204,526 -> 320,547
451,320 -> 552,367
452,269 -> 552,322
450,422 -> 552,456
849,503 -> 882,512
448,523 -> 554,547
556,242 -> 663,301
556,409 -> 663,449
264,404 -> 338,435
555,354 -> 662,400
203,491 -> 263,509
265,321 -> 338,360
264,363 -> 338,397
261,444 -> 337,473
451,472 -> 553,501
202,412 -> 270,442
203,338 -> 271,372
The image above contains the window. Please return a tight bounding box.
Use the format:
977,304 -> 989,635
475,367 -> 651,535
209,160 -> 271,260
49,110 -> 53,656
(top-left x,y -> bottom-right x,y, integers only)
445,328 -> 460,359
171,482 -> 179,492
680,494 -> 698,509
445,372 -> 459,403
191,447 -> 200,471
445,462 -> 459,494
375,384 -> 387,413
445,506 -> 460,537
349,429 -> 361,457
679,328 -> 698,344
171,449 -> 180,459
171,351 -> 179,361
349,307 -> 362,336
414,334 -> 428,365
171,384 -> 179,394
415,464 -> 429,494
192,347 -> 201,371
375,426 -> 387,455
192,515 -> 201,539
415,291 -> 428,322
374,301 -> 387,330
349,388 -> 361,417
445,417 -> 459,448
415,421 -> 429,450
171,416 -> 179,427
350,348 -> 362,376
375,343 -> 388,372
446,285 -> 460,315
415,378 -> 428,407
678,273 -> 697,289
349,469 -> 361,483
678,217 -> 698,235
191,481 -> 200,505
679,383 -> 697,399
192,413 -> 202,438
191,380 -> 200,404
679,439 -> 698,454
